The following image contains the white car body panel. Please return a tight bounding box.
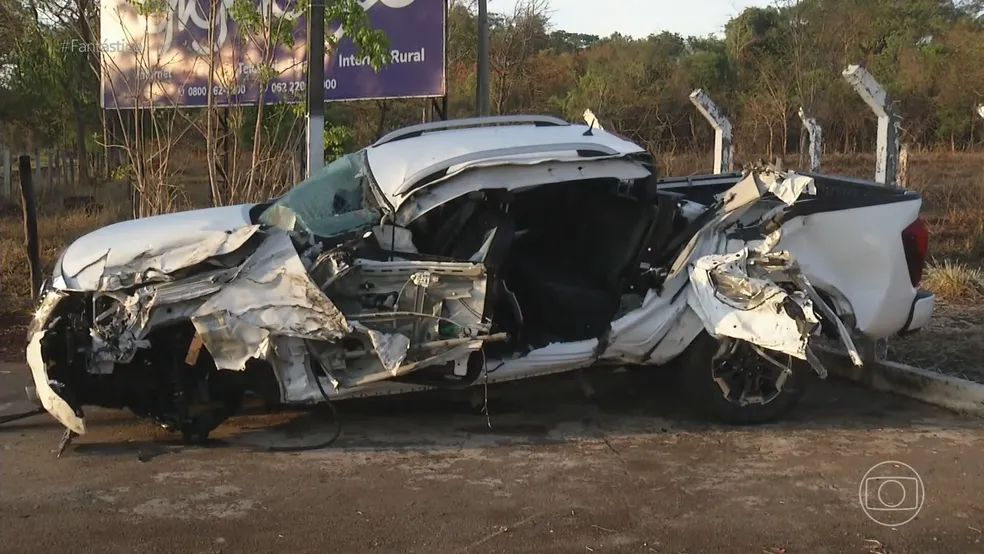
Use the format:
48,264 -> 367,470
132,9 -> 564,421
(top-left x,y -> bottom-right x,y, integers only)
58,204 -> 257,291
775,201 -> 922,338
25,117 -> 935,435
365,123 -> 644,208
907,292 -> 935,333
394,158 -> 652,226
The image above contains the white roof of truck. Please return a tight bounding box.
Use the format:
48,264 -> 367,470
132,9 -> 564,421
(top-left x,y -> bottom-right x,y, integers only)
363,115 -> 648,208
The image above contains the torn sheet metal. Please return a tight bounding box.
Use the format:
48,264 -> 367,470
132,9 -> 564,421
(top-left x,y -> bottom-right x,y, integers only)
87,267 -> 240,370
351,321 -> 411,373
272,337 -> 327,404
790,272 -> 864,367
190,232 -> 352,371
718,170 -> 816,212
69,225 -> 260,292
628,166 -> 852,375
665,170 -> 805,281
765,172 -> 816,205
25,290 -> 87,434
667,169 -> 831,362
687,248 -> 819,359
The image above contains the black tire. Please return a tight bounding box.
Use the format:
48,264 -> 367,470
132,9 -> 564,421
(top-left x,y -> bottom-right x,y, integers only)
680,332 -> 814,425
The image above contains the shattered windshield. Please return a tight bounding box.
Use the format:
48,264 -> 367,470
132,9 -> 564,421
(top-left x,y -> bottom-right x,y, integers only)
258,151 -> 380,238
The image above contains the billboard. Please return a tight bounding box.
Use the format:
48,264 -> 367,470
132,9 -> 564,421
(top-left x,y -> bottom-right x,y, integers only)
100,0 -> 446,109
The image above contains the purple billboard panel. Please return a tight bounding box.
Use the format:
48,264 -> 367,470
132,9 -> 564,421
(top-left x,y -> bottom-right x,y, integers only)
100,0 -> 446,109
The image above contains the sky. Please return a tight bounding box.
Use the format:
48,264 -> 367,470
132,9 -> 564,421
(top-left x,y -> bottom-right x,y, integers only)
491,0 -> 770,39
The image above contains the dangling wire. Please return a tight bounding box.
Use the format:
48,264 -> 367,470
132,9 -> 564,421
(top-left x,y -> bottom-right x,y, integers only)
480,349 -> 491,429
478,351 -> 508,429
267,370 -> 342,453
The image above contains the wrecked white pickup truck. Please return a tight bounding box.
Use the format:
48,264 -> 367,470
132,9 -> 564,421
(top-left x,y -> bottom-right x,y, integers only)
27,115 -> 935,443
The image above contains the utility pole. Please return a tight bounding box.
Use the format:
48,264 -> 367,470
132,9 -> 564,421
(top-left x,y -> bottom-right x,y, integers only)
476,0 -> 490,116
306,0 -> 326,178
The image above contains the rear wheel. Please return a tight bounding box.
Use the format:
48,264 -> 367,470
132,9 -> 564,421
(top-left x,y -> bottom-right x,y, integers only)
681,332 -> 814,424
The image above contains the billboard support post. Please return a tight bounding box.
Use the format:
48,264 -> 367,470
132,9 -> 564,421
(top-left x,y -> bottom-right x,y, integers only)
440,0 -> 449,121
430,97 -> 447,120
306,0 -> 326,178
476,0 -> 490,116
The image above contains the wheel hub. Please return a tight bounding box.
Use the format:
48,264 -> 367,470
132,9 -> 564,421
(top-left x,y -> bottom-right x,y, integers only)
711,340 -> 793,407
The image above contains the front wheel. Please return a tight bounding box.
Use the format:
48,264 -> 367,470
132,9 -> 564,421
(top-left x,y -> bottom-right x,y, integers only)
680,332 -> 815,425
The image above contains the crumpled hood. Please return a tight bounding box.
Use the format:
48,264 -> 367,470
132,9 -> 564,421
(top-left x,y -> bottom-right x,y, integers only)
57,204 -> 258,291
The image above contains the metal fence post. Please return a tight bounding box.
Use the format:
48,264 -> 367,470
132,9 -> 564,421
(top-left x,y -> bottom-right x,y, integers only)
842,65 -> 902,186
689,89 -> 733,174
797,107 -> 823,172
18,155 -> 42,299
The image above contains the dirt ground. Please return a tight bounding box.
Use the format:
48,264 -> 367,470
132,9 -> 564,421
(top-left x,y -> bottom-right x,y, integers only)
2,362 -> 983,554
890,302 -> 984,382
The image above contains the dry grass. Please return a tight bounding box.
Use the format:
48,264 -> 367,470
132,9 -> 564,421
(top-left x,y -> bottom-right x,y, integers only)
1,184 -> 129,316
923,259 -> 984,300
904,153 -> 984,271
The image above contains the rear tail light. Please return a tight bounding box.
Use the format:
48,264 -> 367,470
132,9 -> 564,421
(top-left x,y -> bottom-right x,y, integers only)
901,217 -> 929,287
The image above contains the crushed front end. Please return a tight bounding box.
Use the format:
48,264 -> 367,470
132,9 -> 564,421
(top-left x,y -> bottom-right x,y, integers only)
26,283 -> 86,434
25,228 -> 495,443
26,278 -> 253,441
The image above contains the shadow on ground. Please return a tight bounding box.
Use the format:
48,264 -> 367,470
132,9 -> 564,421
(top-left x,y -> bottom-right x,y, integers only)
4,364 -> 976,461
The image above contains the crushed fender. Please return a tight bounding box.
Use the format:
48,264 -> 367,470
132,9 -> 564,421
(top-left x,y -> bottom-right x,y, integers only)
680,168 -> 858,373
688,248 -> 818,359
190,232 -> 352,371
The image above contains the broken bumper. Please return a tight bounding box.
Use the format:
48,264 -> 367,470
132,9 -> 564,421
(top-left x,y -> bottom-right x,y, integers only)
898,289 -> 935,336
25,284 -> 86,434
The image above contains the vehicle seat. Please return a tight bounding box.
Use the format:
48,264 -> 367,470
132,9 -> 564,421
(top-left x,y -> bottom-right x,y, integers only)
446,206 -> 515,273
507,191 -> 656,341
